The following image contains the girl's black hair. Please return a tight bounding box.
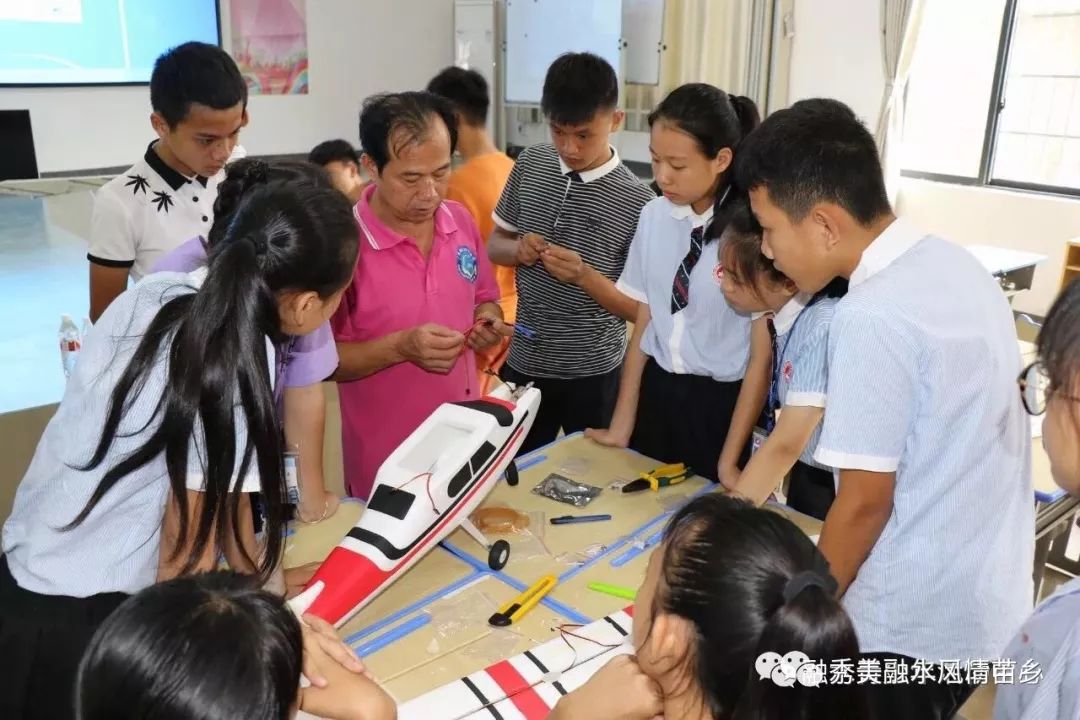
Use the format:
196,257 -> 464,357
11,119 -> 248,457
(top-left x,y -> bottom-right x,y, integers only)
76,571 -> 302,720
653,495 -> 869,720
719,193 -> 849,303
208,158 -> 331,248
1039,277 -> 1080,397
65,179 -> 359,583
648,83 -> 761,240
719,193 -> 788,297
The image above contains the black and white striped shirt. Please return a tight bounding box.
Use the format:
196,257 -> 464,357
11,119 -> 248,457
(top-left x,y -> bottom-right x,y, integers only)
493,144 -> 654,378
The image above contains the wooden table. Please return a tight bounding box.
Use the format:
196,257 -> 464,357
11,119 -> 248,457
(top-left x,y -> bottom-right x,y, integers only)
283,435 -> 823,705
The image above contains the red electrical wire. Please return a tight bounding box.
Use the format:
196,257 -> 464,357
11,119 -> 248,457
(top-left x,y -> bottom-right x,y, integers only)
395,472 -> 439,514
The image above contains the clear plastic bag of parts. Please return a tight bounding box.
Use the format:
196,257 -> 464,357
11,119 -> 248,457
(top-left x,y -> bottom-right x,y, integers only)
463,627 -> 524,663
471,506 -> 551,561
425,586 -> 499,651
557,456 -> 592,478
554,542 -> 608,568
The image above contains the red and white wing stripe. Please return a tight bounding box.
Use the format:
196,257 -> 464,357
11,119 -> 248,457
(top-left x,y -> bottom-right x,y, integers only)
398,607 -> 635,720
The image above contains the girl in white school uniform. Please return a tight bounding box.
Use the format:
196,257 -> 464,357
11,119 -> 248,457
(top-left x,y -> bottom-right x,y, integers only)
586,83 -> 770,483
717,209 -> 845,520
0,180 -> 359,720
996,279 -> 1080,720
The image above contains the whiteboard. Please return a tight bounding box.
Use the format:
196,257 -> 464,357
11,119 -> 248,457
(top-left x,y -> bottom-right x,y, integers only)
504,0 -> 622,105
623,0 -> 665,85
454,0 -> 497,130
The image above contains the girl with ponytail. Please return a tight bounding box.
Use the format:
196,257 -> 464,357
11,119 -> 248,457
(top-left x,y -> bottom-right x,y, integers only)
587,84 -> 768,485
154,158 -> 343,526
550,494 -> 871,720
0,179 -> 360,719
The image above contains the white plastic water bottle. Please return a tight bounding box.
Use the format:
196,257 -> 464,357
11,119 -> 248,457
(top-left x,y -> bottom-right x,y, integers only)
59,314 -> 81,378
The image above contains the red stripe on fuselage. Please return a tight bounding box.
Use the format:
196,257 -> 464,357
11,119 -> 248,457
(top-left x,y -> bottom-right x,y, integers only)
305,422 -> 527,624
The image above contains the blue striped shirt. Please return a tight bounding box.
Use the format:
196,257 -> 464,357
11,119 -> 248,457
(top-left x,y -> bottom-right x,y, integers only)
995,577 -> 1080,719
616,196 -> 751,381
815,218 -> 1034,663
773,292 -> 837,469
2,269 -> 267,597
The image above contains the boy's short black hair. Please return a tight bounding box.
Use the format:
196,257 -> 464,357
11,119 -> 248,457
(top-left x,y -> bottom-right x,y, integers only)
426,67 -> 490,127
541,52 -> 618,126
150,42 -> 248,128
308,139 -> 360,167
359,91 -> 458,172
734,98 -> 892,227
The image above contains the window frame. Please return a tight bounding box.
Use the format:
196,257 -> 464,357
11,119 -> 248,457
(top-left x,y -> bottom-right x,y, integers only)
900,0 -> 1080,199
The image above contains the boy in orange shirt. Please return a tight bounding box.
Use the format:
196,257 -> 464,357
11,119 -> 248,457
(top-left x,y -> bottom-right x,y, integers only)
428,67 -> 515,391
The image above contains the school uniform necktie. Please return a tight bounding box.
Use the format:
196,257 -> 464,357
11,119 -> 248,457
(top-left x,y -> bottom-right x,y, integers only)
670,225 -> 706,314
765,316 -> 779,432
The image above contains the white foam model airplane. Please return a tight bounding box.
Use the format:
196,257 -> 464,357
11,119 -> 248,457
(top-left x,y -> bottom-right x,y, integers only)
290,382 -> 542,627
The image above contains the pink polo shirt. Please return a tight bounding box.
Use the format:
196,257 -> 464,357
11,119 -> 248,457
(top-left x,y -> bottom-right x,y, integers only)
332,185 -> 499,499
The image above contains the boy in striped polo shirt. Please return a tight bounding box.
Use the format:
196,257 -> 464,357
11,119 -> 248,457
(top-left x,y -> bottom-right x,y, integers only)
488,52 -> 654,454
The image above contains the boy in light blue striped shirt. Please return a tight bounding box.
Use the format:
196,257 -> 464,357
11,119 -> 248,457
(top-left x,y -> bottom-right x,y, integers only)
736,99 -> 1034,720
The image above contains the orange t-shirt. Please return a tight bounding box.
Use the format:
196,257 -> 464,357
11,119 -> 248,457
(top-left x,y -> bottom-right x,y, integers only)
446,152 -> 517,323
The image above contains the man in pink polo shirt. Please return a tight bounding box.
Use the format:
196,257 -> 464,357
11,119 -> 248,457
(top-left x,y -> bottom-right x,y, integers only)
332,91 -> 509,499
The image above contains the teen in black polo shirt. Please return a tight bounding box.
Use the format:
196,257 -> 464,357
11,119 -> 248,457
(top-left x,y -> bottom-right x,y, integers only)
489,52 -> 654,454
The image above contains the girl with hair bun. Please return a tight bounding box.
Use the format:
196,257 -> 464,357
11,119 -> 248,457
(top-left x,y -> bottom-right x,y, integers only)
551,494 -> 871,720
155,158 -> 345,526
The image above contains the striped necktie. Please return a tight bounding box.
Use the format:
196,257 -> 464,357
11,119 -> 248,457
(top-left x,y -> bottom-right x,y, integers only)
670,225 -> 706,313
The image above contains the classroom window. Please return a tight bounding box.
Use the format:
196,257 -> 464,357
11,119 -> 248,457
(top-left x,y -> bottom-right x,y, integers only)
901,0 -> 1080,197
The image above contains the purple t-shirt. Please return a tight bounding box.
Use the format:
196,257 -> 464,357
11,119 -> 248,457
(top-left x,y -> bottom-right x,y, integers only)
153,237 -> 339,387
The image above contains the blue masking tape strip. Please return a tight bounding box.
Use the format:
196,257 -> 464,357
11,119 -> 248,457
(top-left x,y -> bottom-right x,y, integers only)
353,613 -> 432,658
439,540 -> 591,625
556,483 -> 714,581
343,568 -> 485,647
515,453 -> 547,473
557,511 -> 669,582
610,527 -> 666,568
515,431 -> 582,462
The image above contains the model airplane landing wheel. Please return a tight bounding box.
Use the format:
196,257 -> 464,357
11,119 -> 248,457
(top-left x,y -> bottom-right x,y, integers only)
505,461 -> 519,487
489,540 -> 511,570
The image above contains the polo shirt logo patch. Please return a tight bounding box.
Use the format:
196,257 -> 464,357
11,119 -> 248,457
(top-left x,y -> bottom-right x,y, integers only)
783,359 -> 794,382
152,191 -> 174,214
125,174 -> 149,195
456,245 -> 478,282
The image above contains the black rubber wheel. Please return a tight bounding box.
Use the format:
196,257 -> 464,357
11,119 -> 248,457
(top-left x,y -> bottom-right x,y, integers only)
488,540 -> 511,570
505,460 -> 519,487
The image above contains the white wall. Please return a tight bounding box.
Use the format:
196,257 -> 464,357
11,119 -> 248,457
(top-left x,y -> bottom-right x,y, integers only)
787,0 -> 884,130
898,179 -> 1080,316
785,1 -> 1080,316
0,0 -> 454,175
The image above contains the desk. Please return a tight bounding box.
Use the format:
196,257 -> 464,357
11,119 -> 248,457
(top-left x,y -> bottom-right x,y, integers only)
443,434 -> 710,587
966,244 -> 1046,298
283,436 -> 822,707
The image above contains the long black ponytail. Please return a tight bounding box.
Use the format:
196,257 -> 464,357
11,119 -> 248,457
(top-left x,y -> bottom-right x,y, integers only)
651,495 -> 870,720
66,180 -> 358,583
648,83 -> 761,241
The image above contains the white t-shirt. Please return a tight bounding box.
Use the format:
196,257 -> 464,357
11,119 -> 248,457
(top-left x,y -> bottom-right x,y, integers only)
87,142 -> 246,281
1,269 -> 272,597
